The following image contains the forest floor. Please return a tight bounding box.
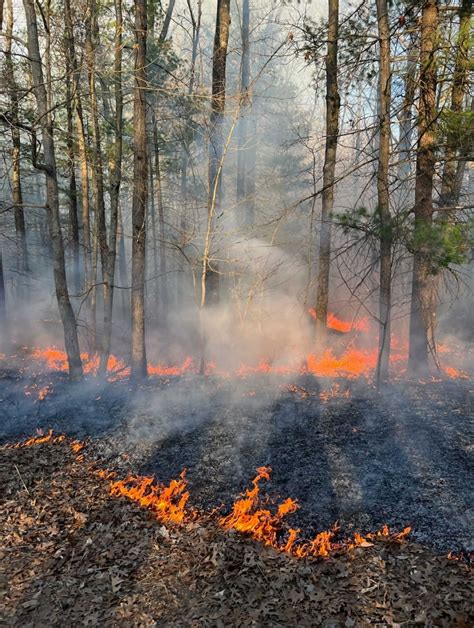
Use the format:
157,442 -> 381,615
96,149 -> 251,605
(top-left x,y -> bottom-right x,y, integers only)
0,369 -> 473,624
1,435 -> 473,626
0,369 -> 472,552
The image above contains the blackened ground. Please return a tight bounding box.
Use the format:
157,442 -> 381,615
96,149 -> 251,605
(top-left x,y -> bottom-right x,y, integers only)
0,369 -> 472,554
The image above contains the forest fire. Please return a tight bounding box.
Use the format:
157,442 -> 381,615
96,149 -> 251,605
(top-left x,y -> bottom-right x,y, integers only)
13,320 -> 467,383
1,0 -> 472,622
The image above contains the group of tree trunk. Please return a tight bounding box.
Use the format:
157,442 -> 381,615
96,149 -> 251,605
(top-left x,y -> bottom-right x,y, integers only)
0,0 -> 471,382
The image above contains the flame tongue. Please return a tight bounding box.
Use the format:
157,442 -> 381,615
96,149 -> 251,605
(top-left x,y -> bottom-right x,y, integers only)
219,466 -> 299,547
109,470 -> 191,524
219,467 -> 341,557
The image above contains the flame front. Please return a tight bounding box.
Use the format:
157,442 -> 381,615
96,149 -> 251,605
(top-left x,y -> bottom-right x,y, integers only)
218,467 -> 409,559
109,470 -> 191,524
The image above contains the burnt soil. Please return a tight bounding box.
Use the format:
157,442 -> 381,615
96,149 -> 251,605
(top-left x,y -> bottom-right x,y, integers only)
0,369 -> 472,555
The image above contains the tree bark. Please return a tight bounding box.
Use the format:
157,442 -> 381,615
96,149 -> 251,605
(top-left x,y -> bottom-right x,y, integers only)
22,0 -> 83,380
408,0 -> 439,375
204,0 -> 231,306
236,0 -> 254,226
375,0 -> 392,385
5,0 -> 29,286
85,0 -> 109,357
99,0 -> 123,375
64,45 -> 80,293
64,0 -> 92,307
131,0 -> 148,380
315,0 -> 340,343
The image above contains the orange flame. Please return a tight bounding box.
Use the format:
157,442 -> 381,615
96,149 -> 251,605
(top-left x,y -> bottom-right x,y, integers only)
109,470 -> 192,524
14,319 -> 468,384
6,433 -> 412,561
5,429 -> 66,449
308,308 -> 369,333
219,467 -> 410,559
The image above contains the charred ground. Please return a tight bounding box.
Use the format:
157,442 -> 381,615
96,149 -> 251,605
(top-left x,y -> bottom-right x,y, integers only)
0,369 -> 472,555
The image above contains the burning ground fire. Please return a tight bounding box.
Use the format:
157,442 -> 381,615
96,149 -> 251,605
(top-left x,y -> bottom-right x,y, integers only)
6,431 -> 412,562
6,309 -> 467,385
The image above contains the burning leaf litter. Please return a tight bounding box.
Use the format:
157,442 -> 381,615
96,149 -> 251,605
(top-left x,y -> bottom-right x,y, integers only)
0,431 -> 416,562
1,434 -> 472,626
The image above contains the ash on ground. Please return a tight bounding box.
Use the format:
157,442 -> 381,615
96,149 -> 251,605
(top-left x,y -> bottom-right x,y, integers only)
0,369 -> 472,554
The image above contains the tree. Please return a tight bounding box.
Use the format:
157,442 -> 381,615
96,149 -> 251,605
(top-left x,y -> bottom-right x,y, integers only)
203,0 -> 231,307
4,0 -> 28,287
99,0 -> 123,376
236,0 -> 255,226
408,0 -> 439,375
22,0 -> 83,380
131,0 -> 148,380
375,0 -> 392,384
64,0 -> 92,323
315,0 -> 340,343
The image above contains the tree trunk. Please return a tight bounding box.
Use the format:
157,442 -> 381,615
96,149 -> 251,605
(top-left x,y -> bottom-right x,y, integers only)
315,0 -> 340,343
64,65 -> 80,293
85,0 -> 109,357
159,0 -> 176,42
99,0 -> 123,375
131,0 -> 148,380
398,45 -> 417,186
22,0 -> 83,380
118,204 -> 129,320
152,128 -> 168,320
408,0 -> 439,375
5,0 -> 28,287
236,0 -> 254,226
178,0 -> 202,306
64,0 -> 92,306
203,0 -> 231,307
375,0 -> 392,385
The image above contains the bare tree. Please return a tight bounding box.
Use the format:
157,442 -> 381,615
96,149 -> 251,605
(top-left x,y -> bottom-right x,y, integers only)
375,0 -> 392,384
236,0 -> 254,226
440,0 -> 472,207
204,0 -> 231,306
408,0 -> 439,375
22,0 -> 83,380
4,0 -> 28,285
131,0 -> 148,380
99,0 -> 123,375
315,0 -> 340,343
